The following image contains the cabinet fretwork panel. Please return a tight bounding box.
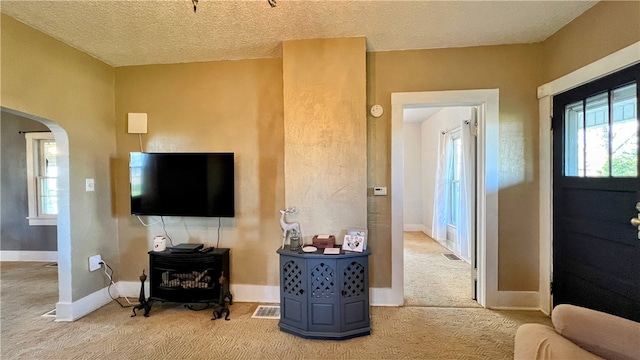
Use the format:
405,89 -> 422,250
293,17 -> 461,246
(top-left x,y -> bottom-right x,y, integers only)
277,246 -> 371,340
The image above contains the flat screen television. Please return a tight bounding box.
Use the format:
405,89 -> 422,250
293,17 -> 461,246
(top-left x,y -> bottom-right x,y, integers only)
130,152 -> 235,217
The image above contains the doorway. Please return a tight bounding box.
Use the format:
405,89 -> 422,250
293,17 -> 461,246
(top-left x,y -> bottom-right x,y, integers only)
390,89 -> 499,308
402,105 -> 478,306
537,41 -> 640,315
552,63 -> 639,321
1,107 -> 72,320
1,112 -> 58,255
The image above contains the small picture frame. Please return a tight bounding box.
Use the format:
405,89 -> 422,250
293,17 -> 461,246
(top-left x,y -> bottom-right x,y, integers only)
342,228 -> 367,252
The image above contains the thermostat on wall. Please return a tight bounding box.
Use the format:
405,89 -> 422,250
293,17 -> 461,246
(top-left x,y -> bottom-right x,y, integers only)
370,104 -> 384,118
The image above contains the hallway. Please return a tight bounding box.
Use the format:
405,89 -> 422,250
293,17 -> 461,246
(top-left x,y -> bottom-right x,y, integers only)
404,231 -> 480,308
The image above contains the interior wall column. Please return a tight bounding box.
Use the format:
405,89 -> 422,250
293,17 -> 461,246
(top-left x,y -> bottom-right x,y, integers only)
282,37 -> 367,244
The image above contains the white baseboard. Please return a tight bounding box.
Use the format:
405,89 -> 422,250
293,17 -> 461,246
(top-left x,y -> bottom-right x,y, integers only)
0,250 -> 57,262
492,291 -> 540,310
231,284 -> 280,303
423,226 -> 432,236
404,224 -> 425,232
51,285 -> 539,321
116,281 -> 151,299
116,282 -> 281,303
116,282 -> 398,306
55,286 -> 111,321
371,287 -> 403,306
403,224 -> 434,236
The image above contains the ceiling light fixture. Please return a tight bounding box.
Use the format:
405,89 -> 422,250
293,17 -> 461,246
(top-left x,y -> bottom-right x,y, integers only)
191,0 -> 276,13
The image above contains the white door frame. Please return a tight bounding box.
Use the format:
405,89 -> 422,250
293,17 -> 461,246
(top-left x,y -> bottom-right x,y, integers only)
537,41 -> 640,314
389,89 -> 499,308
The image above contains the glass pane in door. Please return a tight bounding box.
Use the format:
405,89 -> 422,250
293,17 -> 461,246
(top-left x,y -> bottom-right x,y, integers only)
584,93 -> 609,177
611,83 -> 638,177
564,101 -> 584,176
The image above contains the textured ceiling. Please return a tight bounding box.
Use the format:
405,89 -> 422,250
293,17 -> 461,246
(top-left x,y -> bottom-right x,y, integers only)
1,0 -> 598,67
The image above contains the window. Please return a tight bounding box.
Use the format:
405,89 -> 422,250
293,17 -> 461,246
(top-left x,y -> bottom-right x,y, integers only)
564,82 -> 638,177
25,132 -> 58,225
447,131 -> 461,227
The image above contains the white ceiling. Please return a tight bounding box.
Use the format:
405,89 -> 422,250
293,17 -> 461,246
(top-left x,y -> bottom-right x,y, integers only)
404,106 -> 443,123
1,0 -> 598,68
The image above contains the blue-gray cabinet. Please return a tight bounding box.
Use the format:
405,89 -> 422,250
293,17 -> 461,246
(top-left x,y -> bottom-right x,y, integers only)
277,246 -> 371,340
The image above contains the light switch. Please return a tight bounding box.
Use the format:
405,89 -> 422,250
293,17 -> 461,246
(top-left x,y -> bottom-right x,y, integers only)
86,178 -> 95,192
374,187 -> 387,196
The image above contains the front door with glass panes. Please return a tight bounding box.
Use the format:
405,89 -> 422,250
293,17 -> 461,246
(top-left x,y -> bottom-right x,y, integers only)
552,63 -> 639,322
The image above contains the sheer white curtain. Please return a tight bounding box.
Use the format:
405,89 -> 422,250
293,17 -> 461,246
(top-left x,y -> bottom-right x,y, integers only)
432,130 -> 453,243
432,113 -> 475,263
457,116 -> 475,262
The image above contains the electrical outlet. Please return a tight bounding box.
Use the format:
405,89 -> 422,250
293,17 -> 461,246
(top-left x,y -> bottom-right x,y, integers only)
89,254 -> 102,272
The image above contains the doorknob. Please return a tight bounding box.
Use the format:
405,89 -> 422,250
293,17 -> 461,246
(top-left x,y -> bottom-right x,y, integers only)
633,202 -> 640,239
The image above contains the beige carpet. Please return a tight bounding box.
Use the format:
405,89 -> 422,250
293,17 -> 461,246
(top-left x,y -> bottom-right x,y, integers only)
0,261 -> 551,360
404,232 -> 481,308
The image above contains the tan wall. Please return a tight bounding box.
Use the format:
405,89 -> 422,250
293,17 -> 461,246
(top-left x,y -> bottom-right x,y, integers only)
367,45 -> 544,290
1,14 -> 118,301
3,0 -> 638,302
114,60 -> 285,285
367,1 -> 639,291
282,37 -> 367,245
542,1 -> 640,82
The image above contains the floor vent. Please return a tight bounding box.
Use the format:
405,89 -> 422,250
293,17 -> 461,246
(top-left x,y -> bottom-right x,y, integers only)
251,305 -> 280,319
442,253 -> 461,261
42,309 -> 56,318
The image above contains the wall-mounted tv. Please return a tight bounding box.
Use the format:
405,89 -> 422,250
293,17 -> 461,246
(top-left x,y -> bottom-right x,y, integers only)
130,152 -> 235,217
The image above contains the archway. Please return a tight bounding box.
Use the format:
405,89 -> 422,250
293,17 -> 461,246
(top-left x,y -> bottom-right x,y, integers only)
1,106 -> 72,316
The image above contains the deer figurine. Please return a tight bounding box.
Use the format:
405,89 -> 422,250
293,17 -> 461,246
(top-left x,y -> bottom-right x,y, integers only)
280,207 -> 301,249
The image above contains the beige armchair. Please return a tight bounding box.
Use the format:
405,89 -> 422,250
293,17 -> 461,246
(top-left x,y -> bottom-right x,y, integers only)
514,304 -> 640,360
